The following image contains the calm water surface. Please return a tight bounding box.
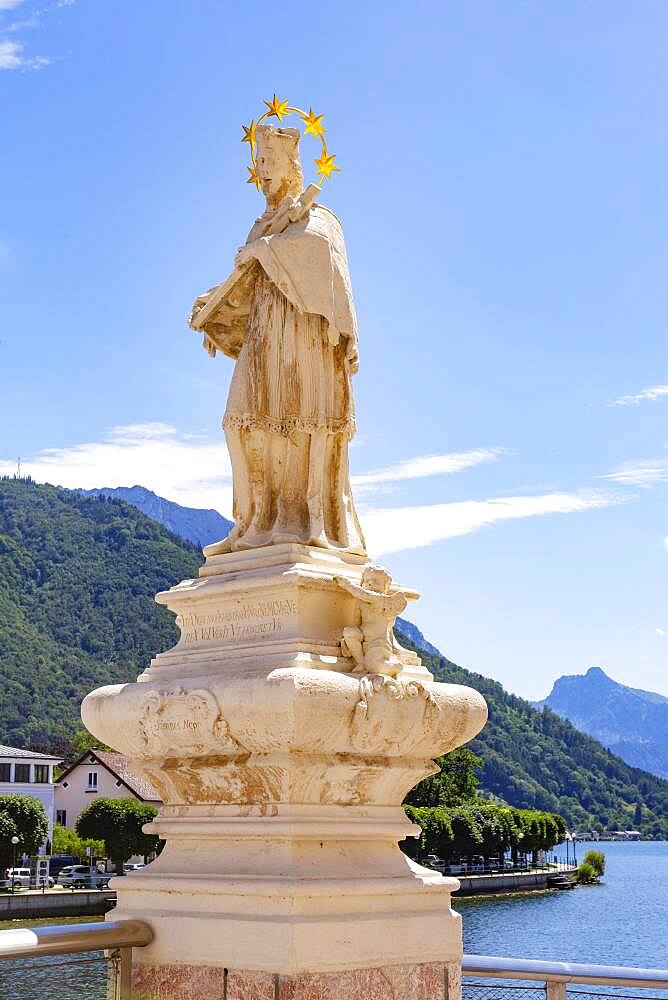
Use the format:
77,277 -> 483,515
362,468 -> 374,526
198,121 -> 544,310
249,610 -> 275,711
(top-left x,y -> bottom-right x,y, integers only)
0,916 -> 108,1000
0,842 -> 665,998
454,840 -> 668,968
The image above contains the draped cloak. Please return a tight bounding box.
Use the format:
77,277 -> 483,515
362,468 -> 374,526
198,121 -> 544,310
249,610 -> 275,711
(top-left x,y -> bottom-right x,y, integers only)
195,203 -> 365,554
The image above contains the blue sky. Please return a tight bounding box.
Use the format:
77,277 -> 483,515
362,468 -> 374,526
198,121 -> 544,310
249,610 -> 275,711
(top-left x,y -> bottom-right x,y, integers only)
1,1 -> 665,699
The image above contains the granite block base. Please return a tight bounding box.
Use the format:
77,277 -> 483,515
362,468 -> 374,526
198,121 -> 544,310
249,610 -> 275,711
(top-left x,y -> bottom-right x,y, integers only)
131,960 -> 462,1000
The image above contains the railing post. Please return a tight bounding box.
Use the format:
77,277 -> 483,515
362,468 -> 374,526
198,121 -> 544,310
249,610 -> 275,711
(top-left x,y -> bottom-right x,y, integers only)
546,980 -> 567,1000
118,946 -> 133,1000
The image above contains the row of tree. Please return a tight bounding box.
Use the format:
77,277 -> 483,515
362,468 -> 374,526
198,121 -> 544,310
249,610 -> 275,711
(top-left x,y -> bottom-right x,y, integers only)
400,747 -> 567,864
402,801 -> 567,864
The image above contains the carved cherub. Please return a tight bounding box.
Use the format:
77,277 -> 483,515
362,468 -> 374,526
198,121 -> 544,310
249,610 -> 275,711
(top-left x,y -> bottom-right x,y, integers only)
334,566 -> 418,677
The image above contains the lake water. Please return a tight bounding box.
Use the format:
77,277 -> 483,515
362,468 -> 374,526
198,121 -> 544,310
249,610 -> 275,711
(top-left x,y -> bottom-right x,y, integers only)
0,842 -> 665,998
455,840 -> 668,968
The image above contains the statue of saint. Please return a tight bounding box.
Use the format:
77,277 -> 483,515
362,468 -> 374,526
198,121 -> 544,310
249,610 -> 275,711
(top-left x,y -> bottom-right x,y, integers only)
190,124 -> 365,555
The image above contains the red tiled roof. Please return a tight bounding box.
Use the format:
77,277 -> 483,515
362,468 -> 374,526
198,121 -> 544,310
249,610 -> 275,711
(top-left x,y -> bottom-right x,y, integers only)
91,752 -> 161,802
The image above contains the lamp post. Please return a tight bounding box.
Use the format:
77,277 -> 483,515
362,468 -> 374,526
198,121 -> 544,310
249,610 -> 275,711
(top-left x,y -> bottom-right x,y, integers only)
10,836 -> 19,893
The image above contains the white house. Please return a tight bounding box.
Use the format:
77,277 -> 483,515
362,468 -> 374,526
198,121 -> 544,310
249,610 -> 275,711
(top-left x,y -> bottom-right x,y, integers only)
0,744 -> 62,850
54,749 -> 161,832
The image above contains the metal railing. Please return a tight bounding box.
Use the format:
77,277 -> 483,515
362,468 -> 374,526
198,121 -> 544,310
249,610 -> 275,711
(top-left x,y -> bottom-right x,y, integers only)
463,954 -> 668,1000
0,918 -> 153,1000
0,920 -> 665,999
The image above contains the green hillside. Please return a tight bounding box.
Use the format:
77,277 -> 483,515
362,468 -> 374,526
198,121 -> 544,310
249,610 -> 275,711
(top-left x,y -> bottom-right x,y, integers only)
0,477 -> 201,746
1,477 -> 666,838
396,638 -> 668,838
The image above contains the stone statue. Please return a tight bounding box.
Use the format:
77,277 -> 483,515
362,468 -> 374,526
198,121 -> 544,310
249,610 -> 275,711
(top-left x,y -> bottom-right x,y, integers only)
189,124 -> 365,554
82,101 -> 489,993
334,566 -> 418,676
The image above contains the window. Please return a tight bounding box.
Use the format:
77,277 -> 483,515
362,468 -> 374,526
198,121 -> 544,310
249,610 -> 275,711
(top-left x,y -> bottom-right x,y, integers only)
14,764 -> 30,782
56,809 -> 67,827
0,764 -> 10,782
87,771 -> 98,790
34,765 -> 49,783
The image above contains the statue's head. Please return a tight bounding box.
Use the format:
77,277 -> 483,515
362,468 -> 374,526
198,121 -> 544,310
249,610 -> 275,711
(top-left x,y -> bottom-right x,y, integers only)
256,124 -> 303,206
361,566 -> 393,595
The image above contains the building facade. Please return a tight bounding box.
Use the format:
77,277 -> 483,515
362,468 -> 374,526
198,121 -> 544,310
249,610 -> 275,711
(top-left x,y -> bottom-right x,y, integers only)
0,744 -> 62,849
54,749 -> 161,831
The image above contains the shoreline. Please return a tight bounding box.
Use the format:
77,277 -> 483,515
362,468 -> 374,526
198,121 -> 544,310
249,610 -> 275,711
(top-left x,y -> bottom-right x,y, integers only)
0,889 -> 115,920
452,866 -> 578,897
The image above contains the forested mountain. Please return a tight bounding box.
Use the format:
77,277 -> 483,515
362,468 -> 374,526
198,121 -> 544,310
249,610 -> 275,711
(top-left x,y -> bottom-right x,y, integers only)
1,477 -> 666,837
0,478 -> 200,747
394,635 -> 668,839
533,667 -> 668,780
78,486 -> 232,549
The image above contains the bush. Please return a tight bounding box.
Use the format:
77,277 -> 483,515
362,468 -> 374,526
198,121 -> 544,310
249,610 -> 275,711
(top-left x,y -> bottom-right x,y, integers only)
582,849 -> 605,877
576,861 -> 598,883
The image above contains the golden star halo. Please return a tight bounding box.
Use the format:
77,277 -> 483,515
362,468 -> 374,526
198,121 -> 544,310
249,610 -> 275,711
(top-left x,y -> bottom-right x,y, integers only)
241,95 -> 339,193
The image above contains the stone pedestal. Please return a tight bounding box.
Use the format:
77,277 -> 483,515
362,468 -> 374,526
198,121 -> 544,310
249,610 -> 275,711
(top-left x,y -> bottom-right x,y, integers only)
133,960 -> 461,999
82,545 -> 487,998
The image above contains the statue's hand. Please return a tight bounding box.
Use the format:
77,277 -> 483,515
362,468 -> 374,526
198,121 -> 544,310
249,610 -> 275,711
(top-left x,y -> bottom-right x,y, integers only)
345,339 -> 360,373
234,247 -> 250,269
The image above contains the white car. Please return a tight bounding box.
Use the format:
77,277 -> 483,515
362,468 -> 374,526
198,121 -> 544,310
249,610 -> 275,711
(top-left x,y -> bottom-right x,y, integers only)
56,865 -> 111,889
6,868 -> 31,888
123,863 -> 145,872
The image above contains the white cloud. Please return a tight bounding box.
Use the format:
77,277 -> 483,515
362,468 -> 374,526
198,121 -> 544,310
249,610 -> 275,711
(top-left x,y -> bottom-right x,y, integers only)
2,427 -> 625,558
0,37 -> 49,69
611,384 -> 668,407
351,448 -> 504,493
656,628 -> 666,638
602,458 -> 668,488
0,1 -> 28,11
0,39 -> 22,67
362,490 -> 624,558
0,423 -> 234,513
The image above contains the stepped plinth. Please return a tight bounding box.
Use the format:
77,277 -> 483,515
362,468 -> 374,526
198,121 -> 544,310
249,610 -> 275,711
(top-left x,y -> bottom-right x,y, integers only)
82,545 -> 486,995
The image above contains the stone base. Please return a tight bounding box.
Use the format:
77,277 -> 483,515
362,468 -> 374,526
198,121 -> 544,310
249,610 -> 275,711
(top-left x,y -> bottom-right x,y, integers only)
132,960 -> 461,1000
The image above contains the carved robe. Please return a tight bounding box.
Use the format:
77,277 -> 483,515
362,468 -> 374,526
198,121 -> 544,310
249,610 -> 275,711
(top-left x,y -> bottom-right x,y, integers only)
206,202 -> 365,554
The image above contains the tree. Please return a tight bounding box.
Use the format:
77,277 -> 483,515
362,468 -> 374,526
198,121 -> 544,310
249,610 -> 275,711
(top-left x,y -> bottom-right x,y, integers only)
69,729 -> 113,760
0,794 -> 49,872
405,748 -> 482,808
52,823 -> 104,862
76,798 -> 160,875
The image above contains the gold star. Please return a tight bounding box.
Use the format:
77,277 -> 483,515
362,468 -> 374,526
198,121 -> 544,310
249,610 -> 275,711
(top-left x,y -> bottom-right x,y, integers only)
263,94 -> 290,122
246,165 -> 261,190
315,150 -> 340,179
301,108 -> 325,139
241,120 -> 256,146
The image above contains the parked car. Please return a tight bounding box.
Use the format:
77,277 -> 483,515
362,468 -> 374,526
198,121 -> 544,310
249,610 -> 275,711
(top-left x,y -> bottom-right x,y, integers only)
422,854 -> 447,872
6,868 -> 31,888
56,865 -> 112,889
123,863 -> 145,872
49,855 -> 76,878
